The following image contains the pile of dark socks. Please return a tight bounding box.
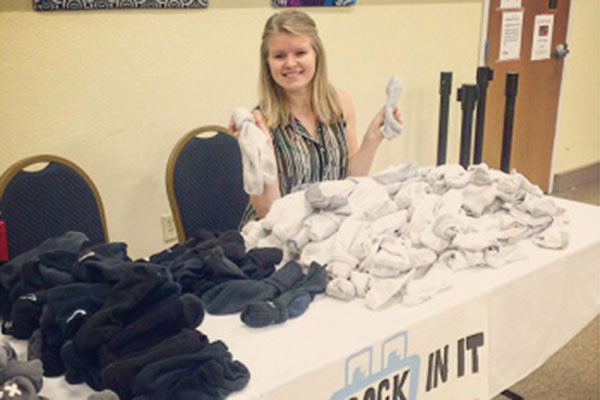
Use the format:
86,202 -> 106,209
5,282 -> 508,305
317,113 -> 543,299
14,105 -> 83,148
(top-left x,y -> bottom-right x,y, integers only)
0,228 -> 330,399
150,230 -> 329,327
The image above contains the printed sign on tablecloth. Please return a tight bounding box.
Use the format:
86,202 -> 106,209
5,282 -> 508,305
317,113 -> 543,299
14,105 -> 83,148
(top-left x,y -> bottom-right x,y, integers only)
260,297 -> 488,400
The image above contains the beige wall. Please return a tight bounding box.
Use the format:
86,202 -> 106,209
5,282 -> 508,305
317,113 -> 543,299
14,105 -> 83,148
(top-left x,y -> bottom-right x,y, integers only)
553,0 -> 599,173
0,0 -> 595,258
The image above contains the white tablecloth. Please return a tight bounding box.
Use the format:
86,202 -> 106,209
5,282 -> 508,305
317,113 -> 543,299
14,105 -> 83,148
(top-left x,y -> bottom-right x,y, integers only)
3,198 -> 599,400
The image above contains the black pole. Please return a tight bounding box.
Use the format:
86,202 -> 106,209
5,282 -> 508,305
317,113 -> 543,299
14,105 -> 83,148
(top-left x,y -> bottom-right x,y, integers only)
437,72 -> 452,165
473,66 -> 494,164
500,72 -> 519,173
457,84 -> 479,169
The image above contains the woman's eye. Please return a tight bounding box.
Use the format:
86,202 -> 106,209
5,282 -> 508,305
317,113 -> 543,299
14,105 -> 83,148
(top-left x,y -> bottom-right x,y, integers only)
296,51 -> 306,56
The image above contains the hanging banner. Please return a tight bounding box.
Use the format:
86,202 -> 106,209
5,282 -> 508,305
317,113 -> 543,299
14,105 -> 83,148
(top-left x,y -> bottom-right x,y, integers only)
33,0 -> 208,11
258,297 -> 488,400
273,0 -> 355,7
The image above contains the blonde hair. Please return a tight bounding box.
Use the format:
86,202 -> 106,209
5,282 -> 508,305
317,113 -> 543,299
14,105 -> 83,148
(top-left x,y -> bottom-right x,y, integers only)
259,10 -> 342,128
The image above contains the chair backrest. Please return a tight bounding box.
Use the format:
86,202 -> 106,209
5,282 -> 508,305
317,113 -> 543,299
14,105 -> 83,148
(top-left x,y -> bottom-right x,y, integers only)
0,154 -> 109,260
166,125 -> 249,242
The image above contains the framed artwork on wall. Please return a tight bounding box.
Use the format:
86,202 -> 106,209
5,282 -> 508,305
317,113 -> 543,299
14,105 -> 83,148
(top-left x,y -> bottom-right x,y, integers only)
33,0 -> 208,11
272,0 -> 355,7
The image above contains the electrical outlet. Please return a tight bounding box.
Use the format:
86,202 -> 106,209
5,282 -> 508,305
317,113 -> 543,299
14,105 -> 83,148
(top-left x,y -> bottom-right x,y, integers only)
161,214 -> 177,242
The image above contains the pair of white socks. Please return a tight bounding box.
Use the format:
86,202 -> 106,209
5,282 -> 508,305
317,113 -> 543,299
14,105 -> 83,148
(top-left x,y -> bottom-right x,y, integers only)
231,107 -> 278,196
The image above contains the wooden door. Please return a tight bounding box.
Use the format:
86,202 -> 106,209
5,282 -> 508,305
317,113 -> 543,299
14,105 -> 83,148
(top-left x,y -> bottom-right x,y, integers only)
482,0 -> 570,192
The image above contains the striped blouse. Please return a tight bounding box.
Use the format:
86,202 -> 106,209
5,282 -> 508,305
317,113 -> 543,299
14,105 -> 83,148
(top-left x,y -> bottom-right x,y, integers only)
240,115 -> 349,226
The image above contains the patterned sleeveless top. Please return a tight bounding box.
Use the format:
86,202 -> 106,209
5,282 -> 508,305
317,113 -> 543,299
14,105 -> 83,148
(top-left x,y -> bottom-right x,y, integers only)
240,115 -> 349,226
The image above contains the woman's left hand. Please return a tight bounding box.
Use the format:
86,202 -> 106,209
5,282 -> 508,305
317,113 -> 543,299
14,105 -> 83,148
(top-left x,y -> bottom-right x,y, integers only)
365,106 -> 402,143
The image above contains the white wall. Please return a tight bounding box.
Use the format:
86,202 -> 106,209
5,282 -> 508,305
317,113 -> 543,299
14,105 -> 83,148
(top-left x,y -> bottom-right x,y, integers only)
2,0 -> 595,258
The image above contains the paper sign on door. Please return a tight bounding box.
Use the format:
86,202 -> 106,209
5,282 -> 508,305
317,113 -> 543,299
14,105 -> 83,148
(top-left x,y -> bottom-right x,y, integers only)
499,11 -> 523,61
531,14 -> 554,61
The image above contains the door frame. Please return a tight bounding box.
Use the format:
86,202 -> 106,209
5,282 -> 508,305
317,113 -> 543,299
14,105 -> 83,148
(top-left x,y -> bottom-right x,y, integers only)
477,0 -> 574,193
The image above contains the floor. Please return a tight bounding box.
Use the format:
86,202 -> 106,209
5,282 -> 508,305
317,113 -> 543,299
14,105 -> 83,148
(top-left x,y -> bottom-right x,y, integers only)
492,180 -> 599,400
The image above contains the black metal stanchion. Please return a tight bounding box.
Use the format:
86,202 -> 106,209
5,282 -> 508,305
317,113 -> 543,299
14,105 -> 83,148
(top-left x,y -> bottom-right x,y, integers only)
437,72 -> 452,165
473,66 -> 494,164
500,72 -> 519,173
457,84 -> 479,169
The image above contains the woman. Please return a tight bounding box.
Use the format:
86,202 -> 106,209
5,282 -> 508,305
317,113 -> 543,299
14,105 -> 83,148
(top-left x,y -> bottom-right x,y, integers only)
231,9 -> 400,225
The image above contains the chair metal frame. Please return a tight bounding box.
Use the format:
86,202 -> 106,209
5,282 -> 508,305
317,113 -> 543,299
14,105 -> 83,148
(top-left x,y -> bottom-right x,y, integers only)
166,124 -> 238,243
0,154 -> 110,256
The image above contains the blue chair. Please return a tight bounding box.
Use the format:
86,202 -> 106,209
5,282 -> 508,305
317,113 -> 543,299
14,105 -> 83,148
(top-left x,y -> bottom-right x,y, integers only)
166,125 -> 249,242
0,154 -> 109,260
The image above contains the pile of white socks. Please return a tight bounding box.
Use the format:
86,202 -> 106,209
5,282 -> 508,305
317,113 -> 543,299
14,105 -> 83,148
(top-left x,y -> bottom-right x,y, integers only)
241,163 -> 569,310
231,107 -> 278,196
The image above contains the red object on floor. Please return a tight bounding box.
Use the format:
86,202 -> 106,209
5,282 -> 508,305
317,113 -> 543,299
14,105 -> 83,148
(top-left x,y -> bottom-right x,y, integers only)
0,220 -> 8,261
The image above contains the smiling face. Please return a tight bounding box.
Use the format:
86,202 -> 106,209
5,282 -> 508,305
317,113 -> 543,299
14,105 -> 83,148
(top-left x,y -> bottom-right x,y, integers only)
266,32 -> 317,96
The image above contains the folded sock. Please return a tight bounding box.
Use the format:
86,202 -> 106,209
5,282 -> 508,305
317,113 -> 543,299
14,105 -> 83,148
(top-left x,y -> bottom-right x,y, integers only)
326,278 -> 356,301
365,270 -> 414,310
0,341 -> 17,366
381,75 -> 403,140
0,376 -> 40,400
87,390 -> 119,400
0,359 -> 43,392
240,262 -> 327,327
232,106 -> 277,196
201,261 -> 304,315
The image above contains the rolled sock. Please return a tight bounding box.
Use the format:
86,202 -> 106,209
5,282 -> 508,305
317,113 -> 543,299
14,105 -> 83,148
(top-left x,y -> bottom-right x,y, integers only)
432,214 -> 463,241
407,194 -> 439,245
335,178 -> 390,218
101,329 -> 209,400
497,173 -> 521,197
373,163 -> 418,185
241,262 -> 328,327
288,227 -> 310,254
517,193 -> 559,217
371,249 -> 412,277
350,271 -> 371,298
328,262 -> 354,279
72,242 -> 132,283
305,180 -> 356,210
468,163 -> 493,186
484,245 -> 528,268
394,181 -> 431,211
232,106 -> 277,196
462,185 -> 500,217
403,264 -> 453,306
130,341 -> 249,400
365,271 -> 414,310
201,260 -> 304,315
299,233 -> 337,268
420,222 -> 450,253
0,359 -> 43,393
441,164 -> 469,189
437,189 -> 465,215
532,224 -> 569,249
241,220 -> 267,249
0,377 -> 39,400
514,170 -> 544,197
264,191 -> 313,241
453,231 -> 497,252
98,293 -> 205,366
87,390 -> 119,400
381,75 -> 403,140
304,212 -> 343,242
326,278 -> 356,301
256,234 -> 284,249
0,341 -> 17,366
409,247 -> 437,268
508,206 -> 553,232
438,249 -> 470,271
464,250 -> 485,267
371,210 -> 408,237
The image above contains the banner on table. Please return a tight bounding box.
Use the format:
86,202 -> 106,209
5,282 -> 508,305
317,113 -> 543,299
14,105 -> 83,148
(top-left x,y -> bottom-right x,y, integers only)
263,297 -> 488,400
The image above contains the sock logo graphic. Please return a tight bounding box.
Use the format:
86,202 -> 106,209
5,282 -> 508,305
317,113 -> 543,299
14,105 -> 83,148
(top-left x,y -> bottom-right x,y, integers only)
330,331 -> 420,400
